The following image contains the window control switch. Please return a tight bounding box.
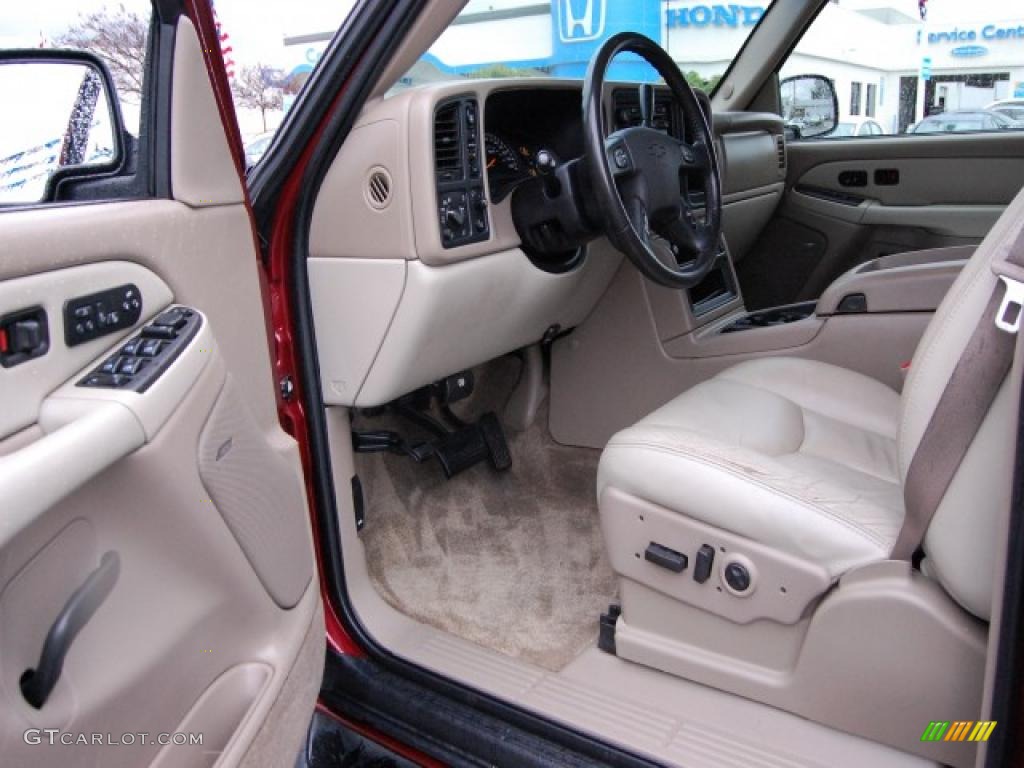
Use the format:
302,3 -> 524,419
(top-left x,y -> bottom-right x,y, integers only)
100,357 -> 122,374
117,357 -> 148,375
139,339 -> 163,357
140,325 -> 177,340
77,306 -> 201,393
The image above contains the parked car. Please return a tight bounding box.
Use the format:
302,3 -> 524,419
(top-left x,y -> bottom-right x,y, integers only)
243,131 -> 274,167
831,118 -> 885,137
987,99 -> 1024,122
908,109 -> 1024,134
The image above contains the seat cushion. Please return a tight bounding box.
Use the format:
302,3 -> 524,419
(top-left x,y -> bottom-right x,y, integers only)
597,358 -> 905,579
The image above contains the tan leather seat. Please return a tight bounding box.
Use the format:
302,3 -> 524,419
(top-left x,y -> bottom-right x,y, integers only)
598,357 -> 904,580
599,186 -> 1023,620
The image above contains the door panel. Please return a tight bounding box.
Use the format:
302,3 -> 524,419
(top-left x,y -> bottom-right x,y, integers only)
737,131 -> 1024,308
0,17 -> 320,768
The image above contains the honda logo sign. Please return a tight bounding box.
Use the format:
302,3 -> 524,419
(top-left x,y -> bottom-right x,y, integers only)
557,0 -> 608,43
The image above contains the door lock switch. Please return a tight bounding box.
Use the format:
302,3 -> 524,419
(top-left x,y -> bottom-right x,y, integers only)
694,544 -> 715,583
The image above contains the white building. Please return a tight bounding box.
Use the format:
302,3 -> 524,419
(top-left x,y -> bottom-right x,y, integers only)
282,0 -> 1024,134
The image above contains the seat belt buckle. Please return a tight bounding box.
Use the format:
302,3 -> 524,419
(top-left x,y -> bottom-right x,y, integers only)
996,275 -> 1024,334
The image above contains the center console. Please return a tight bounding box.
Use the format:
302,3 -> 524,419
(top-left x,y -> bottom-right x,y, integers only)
646,242 -> 973,367
689,244 -> 973,342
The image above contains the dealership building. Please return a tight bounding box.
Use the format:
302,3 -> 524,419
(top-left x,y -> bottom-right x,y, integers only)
283,0 -> 1024,134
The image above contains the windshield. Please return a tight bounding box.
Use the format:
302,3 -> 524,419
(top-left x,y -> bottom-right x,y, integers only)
394,0 -> 775,92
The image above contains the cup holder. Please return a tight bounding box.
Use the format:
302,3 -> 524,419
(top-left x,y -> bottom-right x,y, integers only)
721,301 -> 817,334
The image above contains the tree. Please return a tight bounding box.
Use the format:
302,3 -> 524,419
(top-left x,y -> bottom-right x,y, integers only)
683,71 -> 722,93
232,64 -> 284,132
466,63 -> 545,80
56,4 -> 148,104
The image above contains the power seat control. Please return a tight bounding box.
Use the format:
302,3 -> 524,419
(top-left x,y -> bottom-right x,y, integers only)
644,542 -> 688,573
723,561 -> 753,594
720,557 -> 761,598
77,306 -> 201,393
693,543 -> 715,584
64,284 -> 143,347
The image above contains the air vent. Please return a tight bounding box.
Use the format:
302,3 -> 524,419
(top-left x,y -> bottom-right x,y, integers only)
775,134 -> 786,170
366,168 -> 392,209
434,103 -> 462,182
434,96 -> 488,249
612,89 -> 674,133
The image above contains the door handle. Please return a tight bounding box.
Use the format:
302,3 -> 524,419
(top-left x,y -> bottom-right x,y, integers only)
20,551 -> 120,709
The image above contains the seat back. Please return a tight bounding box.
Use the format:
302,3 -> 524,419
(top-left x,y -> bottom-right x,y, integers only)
899,186 -> 1024,620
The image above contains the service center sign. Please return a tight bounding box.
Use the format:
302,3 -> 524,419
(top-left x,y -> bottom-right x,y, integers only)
916,20 -> 1024,61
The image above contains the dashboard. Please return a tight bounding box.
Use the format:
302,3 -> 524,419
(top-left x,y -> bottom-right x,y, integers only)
306,79 -> 785,408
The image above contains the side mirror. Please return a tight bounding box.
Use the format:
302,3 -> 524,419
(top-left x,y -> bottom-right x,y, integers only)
779,74 -> 839,139
0,49 -> 125,205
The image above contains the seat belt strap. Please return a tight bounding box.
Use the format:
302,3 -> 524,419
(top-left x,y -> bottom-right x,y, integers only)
893,230 -> 1024,560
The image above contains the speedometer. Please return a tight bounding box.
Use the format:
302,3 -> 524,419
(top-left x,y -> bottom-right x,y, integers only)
484,132 -> 526,202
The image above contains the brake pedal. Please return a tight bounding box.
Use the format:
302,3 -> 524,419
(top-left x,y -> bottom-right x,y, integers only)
433,426 -> 490,478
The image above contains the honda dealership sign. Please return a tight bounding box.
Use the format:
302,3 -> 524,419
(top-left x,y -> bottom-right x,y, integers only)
557,0 -> 608,43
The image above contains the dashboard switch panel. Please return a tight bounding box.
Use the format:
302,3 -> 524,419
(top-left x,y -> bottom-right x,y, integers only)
64,284 -> 142,347
434,96 -> 490,249
78,306 -> 201,393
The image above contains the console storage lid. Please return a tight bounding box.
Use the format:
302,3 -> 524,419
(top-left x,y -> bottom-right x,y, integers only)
817,246 -> 974,316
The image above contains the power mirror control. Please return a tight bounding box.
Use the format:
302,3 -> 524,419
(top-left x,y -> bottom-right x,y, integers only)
64,284 -> 142,347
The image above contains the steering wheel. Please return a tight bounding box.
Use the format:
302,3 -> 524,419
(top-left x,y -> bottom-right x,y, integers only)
583,32 -> 723,289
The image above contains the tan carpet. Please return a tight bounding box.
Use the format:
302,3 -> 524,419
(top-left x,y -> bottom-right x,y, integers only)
355,356 -> 617,671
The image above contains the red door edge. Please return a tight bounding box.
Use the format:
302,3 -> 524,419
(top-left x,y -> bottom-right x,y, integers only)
182,0 -> 362,657
315,703 -> 447,768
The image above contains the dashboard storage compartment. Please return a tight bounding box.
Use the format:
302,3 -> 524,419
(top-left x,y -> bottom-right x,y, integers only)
688,252 -> 738,317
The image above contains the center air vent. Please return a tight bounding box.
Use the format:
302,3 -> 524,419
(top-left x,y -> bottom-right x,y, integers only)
366,168 -> 392,209
433,96 -> 488,249
434,102 -> 462,182
775,134 -> 787,170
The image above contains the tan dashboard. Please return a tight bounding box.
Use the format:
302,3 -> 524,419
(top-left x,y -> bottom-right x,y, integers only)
307,79 -> 785,407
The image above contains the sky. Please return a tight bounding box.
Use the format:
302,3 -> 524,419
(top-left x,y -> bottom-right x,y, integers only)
0,0 -> 357,68
2,1 -> 1020,69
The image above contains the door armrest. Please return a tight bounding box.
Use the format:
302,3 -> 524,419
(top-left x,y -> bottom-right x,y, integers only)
817,246 -> 974,316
